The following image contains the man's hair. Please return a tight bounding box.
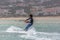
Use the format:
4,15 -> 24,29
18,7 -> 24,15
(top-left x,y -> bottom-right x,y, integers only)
29,14 -> 33,17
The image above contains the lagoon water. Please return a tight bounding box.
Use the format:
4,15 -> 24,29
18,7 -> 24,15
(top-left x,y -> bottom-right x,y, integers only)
0,19 -> 60,40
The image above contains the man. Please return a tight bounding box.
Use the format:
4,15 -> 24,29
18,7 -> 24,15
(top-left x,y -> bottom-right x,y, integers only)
24,14 -> 33,31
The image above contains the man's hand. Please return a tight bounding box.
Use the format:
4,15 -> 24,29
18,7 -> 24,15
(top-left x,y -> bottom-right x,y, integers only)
24,20 -> 30,23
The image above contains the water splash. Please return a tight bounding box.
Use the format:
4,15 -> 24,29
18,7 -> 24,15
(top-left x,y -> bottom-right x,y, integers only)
5,26 -> 60,40
6,26 -> 24,32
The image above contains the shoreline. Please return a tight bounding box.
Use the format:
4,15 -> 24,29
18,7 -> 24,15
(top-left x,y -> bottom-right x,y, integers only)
0,16 -> 60,20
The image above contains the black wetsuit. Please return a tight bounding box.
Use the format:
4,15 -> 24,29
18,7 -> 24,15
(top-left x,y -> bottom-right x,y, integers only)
25,17 -> 33,31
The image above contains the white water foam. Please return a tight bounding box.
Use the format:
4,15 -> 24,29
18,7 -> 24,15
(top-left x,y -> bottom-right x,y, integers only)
6,26 -> 24,32
5,26 -> 60,40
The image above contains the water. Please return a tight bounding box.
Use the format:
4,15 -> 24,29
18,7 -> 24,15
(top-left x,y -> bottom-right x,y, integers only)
0,19 -> 60,40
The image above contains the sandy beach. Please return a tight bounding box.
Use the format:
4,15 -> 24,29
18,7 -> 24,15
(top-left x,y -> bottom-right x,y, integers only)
0,16 -> 60,25
0,16 -> 60,20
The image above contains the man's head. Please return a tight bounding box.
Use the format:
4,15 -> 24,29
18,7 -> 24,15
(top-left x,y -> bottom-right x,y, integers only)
29,14 -> 33,18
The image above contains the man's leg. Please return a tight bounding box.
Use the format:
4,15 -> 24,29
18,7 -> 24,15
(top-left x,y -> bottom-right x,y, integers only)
25,24 -> 32,31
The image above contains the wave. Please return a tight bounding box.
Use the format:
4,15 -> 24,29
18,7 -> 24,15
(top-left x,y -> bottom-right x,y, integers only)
1,26 -> 60,40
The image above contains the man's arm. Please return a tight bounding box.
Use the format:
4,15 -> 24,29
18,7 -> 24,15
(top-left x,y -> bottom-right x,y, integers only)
24,18 -> 30,23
